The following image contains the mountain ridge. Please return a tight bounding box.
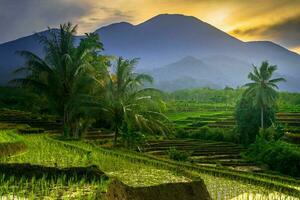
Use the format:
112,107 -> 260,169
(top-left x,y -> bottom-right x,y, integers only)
0,14 -> 299,91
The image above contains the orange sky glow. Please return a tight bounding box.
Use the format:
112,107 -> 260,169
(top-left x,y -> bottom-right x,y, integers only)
1,0 -> 299,54
73,0 -> 300,53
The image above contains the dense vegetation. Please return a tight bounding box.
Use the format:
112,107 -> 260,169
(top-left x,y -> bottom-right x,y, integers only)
245,135 -> 300,177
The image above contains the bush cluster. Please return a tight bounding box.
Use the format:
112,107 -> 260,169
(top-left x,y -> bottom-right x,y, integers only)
258,125 -> 284,141
175,126 -> 237,143
244,137 -> 300,177
167,147 -> 190,162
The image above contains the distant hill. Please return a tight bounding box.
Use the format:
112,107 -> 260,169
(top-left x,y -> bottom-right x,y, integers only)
146,56 -> 248,91
0,14 -> 299,91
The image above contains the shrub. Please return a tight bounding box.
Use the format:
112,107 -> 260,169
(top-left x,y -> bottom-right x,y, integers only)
189,126 -> 211,139
167,147 -> 190,162
174,128 -> 188,138
209,128 -> 224,141
120,130 -> 145,150
285,133 -> 300,144
244,137 -> 300,177
18,127 -> 44,134
235,94 -> 275,145
259,123 -> 285,141
188,126 -> 237,143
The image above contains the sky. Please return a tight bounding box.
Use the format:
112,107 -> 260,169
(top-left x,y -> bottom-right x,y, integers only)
1,0 -> 300,53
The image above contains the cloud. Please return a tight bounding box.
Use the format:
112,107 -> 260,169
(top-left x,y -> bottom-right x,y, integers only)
77,4 -> 134,33
231,14 -> 300,48
0,0 -> 133,43
0,0 -> 299,54
0,0 -> 90,43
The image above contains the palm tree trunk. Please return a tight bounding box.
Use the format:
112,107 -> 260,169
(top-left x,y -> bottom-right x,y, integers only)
63,109 -> 67,137
63,107 -> 70,138
261,106 -> 264,129
114,127 -> 119,146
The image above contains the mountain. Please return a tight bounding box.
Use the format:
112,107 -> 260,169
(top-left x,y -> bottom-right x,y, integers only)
147,56 -> 250,91
0,14 -> 299,91
0,29 -> 59,84
96,14 -> 246,70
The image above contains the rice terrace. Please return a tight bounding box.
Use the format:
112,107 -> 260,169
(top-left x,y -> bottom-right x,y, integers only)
0,1 -> 300,199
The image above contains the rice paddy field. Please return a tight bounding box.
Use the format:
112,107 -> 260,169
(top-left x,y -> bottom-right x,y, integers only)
0,105 -> 300,199
167,102 -> 300,145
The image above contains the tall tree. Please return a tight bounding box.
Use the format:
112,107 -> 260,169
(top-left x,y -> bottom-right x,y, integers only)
243,61 -> 285,129
235,94 -> 275,145
11,23 -> 105,138
93,57 -> 170,146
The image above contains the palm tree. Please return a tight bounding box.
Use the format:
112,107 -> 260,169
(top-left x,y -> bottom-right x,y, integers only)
11,23 -> 105,138
244,61 -> 286,129
93,57 -> 170,146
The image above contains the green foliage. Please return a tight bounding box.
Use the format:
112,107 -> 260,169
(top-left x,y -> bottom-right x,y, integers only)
92,57 -> 170,146
189,126 -> 211,139
245,137 -> 300,177
285,133 -> 300,144
167,147 -> 190,162
168,87 -> 243,105
174,128 -> 188,138
18,127 -> 45,134
0,173 -> 107,199
120,129 -> 145,150
243,61 -> 285,129
0,130 -> 26,157
235,93 -> 275,145
12,23 -> 106,139
278,92 -> 300,112
188,126 -> 237,142
173,125 -> 237,143
259,123 -> 284,141
0,87 -> 47,113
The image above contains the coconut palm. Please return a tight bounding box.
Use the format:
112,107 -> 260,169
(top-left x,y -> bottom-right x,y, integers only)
244,61 -> 286,129
93,57 -> 170,146
11,23 -> 105,138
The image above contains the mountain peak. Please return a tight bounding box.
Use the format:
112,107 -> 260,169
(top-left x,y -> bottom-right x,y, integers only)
180,56 -> 201,63
96,22 -> 134,33
138,13 -> 204,27
146,13 -> 201,21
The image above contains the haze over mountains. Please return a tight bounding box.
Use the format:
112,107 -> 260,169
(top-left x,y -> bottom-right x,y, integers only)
0,14 -> 300,91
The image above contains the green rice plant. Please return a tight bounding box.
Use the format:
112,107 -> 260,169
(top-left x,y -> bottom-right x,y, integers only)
59,137 -> 300,199
0,173 -> 107,199
0,130 -> 26,157
5,135 -> 188,188
2,133 -> 300,199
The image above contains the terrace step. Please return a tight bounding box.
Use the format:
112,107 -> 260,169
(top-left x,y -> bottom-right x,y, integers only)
143,139 -> 251,169
84,134 -> 115,140
83,129 -> 115,140
208,124 -> 234,128
276,112 -> 300,117
144,146 -> 243,151
194,159 -> 255,166
148,150 -> 242,156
